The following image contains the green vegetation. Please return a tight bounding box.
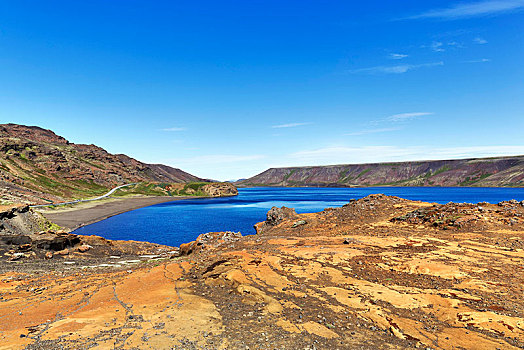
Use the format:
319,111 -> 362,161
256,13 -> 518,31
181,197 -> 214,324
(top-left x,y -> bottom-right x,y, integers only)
283,169 -> 297,182
459,173 -> 492,186
113,182 -> 212,197
113,182 -> 170,197
355,168 -> 371,179
80,157 -> 106,170
70,179 -> 109,197
177,182 -> 210,196
37,216 -> 62,231
432,165 -> 451,176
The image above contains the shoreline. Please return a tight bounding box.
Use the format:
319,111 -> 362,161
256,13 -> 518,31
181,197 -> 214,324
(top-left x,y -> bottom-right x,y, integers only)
37,195 -> 201,230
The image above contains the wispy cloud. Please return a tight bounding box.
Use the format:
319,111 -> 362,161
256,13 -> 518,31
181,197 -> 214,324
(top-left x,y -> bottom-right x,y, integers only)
288,145 -> 524,166
464,58 -> 492,63
406,0 -> 524,20
431,41 -> 445,52
447,41 -> 465,48
474,37 -> 488,44
346,127 -> 401,136
271,122 -> 313,129
350,61 -> 444,75
387,112 -> 433,122
161,127 -> 186,132
171,154 -> 266,165
389,53 -> 409,60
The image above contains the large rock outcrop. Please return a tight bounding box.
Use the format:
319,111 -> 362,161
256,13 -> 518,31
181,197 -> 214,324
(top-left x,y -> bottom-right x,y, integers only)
201,182 -> 238,197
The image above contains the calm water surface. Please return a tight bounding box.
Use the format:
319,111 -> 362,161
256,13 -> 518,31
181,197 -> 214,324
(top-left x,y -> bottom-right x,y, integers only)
73,187 -> 524,247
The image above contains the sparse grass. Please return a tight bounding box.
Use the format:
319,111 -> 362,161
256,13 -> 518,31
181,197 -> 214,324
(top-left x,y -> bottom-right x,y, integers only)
38,217 -> 62,231
432,165 -> 451,177
283,169 -> 297,182
19,153 -> 30,162
459,173 -> 492,186
70,179 -> 108,196
356,169 -> 371,179
112,182 -> 211,197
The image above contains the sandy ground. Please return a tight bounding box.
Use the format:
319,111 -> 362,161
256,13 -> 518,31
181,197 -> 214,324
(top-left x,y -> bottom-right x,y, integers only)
36,196 -> 195,230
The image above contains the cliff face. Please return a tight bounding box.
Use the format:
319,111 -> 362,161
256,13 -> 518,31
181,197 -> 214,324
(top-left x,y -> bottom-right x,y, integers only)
0,124 -> 203,204
238,156 -> 524,187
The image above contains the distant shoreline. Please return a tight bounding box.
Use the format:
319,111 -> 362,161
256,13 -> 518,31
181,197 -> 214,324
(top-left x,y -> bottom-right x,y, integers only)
37,196 -> 200,231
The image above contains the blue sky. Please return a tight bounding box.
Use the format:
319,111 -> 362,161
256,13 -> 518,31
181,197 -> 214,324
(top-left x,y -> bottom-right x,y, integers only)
1,0 -> 523,180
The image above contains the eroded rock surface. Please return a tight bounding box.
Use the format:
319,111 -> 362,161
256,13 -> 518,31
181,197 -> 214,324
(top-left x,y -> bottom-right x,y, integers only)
0,195 -> 523,349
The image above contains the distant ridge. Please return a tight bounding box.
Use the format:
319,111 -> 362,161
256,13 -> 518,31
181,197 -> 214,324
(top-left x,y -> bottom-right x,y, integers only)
0,123 -> 204,204
237,155 -> 524,188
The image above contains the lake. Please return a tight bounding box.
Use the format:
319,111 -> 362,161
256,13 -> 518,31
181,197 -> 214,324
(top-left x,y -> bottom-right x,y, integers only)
73,187 -> 524,247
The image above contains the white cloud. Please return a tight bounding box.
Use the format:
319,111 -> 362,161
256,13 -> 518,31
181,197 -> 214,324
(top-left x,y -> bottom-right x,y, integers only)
474,37 -> 488,44
407,0 -> 524,20
464,58 -> 492,63
350,62 -> 444,75
271,122 -> 313,129
431,41 -> 445,52
389,53 -> 409,60
161,127 -> 186,132
447,41 -> 465,48
287,145 -> 524,167
346,127 -> 401,136
387,112 -> 433,122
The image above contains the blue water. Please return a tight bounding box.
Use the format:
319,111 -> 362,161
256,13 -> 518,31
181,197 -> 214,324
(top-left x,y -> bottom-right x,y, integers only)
73,187 -> 524,247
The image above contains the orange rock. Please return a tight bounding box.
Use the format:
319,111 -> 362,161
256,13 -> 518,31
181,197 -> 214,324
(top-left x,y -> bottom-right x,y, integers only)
77,245 -> 91,253
55,249 -> 69,256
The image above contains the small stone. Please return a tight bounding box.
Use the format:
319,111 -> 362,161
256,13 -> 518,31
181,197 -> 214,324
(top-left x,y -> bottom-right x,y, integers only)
18,244 -> 32,251
77,245 -> 91,253
45,252 -> 53,259
9,253 -> 25,261
56,249 -> 69,256
292,220 -> 307,228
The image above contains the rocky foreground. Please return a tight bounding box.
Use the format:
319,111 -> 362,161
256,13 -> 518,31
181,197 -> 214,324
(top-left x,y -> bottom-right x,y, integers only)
0,195 -> 523,349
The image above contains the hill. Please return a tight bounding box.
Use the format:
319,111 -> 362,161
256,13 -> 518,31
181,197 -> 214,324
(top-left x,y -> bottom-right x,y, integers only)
237,155 -> 524,188
0,123 -> 203,204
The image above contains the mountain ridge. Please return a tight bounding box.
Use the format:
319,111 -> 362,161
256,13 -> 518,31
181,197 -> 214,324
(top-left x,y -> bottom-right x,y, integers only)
237,155 -> 524,188
0,123 -> 204,204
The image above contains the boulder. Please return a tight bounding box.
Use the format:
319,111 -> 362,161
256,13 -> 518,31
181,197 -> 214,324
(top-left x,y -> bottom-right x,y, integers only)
266,206 -> 297,226
179,231 -> 242,256
254,206 -> 298,234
